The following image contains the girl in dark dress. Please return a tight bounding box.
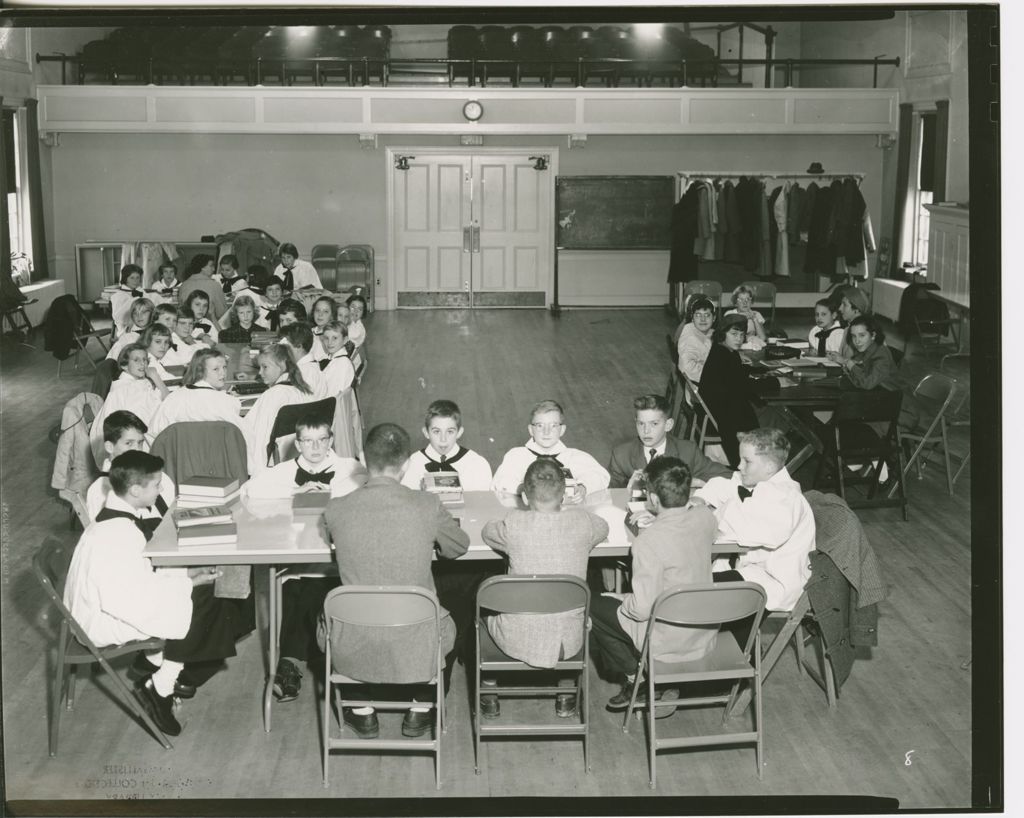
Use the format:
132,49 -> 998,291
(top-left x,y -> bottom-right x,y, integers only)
697,312 -> 763,467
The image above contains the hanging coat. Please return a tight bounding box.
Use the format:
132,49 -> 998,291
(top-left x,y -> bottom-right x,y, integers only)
735,176 -> 762,272
668,184 -> 701,284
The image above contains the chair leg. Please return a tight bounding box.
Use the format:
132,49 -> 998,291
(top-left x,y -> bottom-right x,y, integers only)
647,672 -> 657,789
322,678 -> 331,787
96,655 -> 172,749
792,624 -> 806,676
49,630 -> 70,757
754,663 -> 764,780
66,664 -> 78,710
582,665 -> 591,773
941,422 -> 954,495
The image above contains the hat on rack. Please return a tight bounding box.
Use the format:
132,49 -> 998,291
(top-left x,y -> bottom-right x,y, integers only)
806,162 -> 825,175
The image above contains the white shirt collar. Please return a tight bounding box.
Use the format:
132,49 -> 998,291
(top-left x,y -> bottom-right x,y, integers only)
644,439 -> 668,460
525,440 -> 567,457
297,450 -> 338,474
103,493 -> 143,519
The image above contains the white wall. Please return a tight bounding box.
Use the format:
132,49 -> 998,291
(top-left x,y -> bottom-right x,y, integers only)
49,131 -> 881,304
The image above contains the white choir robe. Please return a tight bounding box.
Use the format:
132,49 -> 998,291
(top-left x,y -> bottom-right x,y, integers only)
109,287 -> 142,337
85,461 -> 176,523
163,333 -> 209,366
147,380 -> 245,440
106,329 -> 144,361
347,319 -> 366,350
191,319 -> 219,344
218,281 -> 263,330
241,381 -> 321,475
149,280 -> 180,306
89,374 -> 165,466
63,494 -> 192,648
148,356 -> 178,384
242,450 -> 367,499
274,259 -> 322,290
314,353 -> 355,397
400,445 -> 493,492
491,440 -> 611,495
693,468 -> 816,612
310,329 -> 325,358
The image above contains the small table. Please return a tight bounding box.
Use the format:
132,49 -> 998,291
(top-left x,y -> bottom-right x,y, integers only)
760,378 -> 844,471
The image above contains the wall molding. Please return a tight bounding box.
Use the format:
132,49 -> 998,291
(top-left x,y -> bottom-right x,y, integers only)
36,85 -> 899,137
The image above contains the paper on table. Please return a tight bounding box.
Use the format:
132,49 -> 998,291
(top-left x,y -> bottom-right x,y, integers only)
790,356 -> 841,367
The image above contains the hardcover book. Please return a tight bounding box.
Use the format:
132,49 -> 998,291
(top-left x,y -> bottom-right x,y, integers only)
178,476 -> 241,497
173,505 -> 234,528
177,521 -> 238,546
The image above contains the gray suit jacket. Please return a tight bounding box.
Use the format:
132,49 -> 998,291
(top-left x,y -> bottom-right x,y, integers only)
607,437 -> 734,489
323,475 -> 469,683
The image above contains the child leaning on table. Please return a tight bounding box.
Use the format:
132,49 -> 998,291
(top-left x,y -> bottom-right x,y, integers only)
400,399 -> 493,492
479,458 -> 610,720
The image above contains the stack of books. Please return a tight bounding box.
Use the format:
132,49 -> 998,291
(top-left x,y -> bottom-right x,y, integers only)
177,476 -> 241,509
172,504 -> 238,548
422,472 -> 464,507
292,491 -> 331,515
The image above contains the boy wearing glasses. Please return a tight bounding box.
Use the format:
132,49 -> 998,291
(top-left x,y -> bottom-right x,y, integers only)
242,416 -> 368,704
491,399 -> 610,500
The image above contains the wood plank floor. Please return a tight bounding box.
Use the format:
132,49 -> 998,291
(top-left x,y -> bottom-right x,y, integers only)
0,308 -> 978,810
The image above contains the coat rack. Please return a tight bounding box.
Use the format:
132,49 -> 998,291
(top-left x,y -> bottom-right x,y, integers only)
678,171 -> 865,188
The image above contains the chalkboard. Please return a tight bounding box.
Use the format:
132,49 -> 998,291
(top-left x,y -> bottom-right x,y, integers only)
556,175 -> 675,250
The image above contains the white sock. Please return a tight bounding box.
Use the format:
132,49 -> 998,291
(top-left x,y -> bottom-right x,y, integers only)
352,706 -> 374,715
151,660 -> 184,698
145,650 -> 164,665
409,700 -> 429,713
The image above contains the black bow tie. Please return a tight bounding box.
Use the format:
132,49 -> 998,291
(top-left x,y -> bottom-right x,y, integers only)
532,451 -> 573,479
169,342 -> 178,351
423,456 -> 451,473
265,308 -> 280,331
195,321 -> 211,333
158,287 -> 175,296
186,384 -> 214,390
737,485 -> 754,502
295,464 -> 334,486
318,358 -> 331,371
129,289 -> 143,298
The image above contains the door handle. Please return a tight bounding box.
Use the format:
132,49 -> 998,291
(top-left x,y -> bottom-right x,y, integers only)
462,225 -> 472,253
471,223 -> 481,254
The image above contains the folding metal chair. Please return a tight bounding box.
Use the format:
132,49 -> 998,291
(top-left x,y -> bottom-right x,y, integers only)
622,581 -> 767,788
900,373 -> 958,495
680,371 -> 722,453
681,280 -> 723,319
32,537 -> 172,756
473,575 -> 592,774
814,389 -> 909,519
322,586 -> 445,789
268,397 -> 336,464
663,333 -> 693,438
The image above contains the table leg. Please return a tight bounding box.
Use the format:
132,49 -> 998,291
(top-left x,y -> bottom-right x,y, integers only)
263,565 -> 277,733
777,407 -> 824,473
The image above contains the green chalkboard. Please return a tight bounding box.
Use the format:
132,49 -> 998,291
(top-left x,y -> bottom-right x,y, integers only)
556,175 -> 675,250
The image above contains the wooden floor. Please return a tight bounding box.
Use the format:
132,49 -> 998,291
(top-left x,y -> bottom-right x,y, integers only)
0,308 -> 977,811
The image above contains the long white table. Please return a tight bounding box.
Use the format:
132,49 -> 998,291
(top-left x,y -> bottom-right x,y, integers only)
144,487 -> 739,732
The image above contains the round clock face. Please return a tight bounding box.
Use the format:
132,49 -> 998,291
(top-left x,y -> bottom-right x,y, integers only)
463,100 -> 484,122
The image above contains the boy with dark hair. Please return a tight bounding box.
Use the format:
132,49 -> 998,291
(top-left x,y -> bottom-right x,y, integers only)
64,451 -> 224,736
277,298 -> 307,327
259,277 -> 287,330
590,456 -> 718,714
151,261 -> 180,305
492,399 -> 610,499
480,458 -> 609,718
607,394 -> 734,490
323,423 -> 469,738
85,410 -> 175,523
400,399 -> 493,492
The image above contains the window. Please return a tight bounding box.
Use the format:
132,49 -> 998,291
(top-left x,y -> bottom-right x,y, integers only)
2,107 -> 33,284
901,109 -> 940,272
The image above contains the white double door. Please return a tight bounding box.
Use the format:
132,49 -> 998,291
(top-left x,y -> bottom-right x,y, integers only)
391,151 -> 553,308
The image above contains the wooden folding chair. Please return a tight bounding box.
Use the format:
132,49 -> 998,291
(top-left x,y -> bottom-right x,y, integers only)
267,397 -> 336,465
680,371 -> 722,453
33,537 -> 173,756
740,280 -> 777,324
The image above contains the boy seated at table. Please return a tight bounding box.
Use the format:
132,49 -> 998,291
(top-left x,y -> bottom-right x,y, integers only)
608,394 -> 734,491
85,410 -> 176,523
258,276 -> 287,331
243,417 -> 368,704
400,399 -> 493,492
164,309 -> 209,366
64,450 -> 225,737
592,456 -> 718,714
313,320 -> 356,397
491,399 -> 610,500
152,302 -> 178,330
692,428 -> 815,616
480,458 -> 609,719
243,416 -> 367,501
150,262 -> 181,305
217,254 -> 244,294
